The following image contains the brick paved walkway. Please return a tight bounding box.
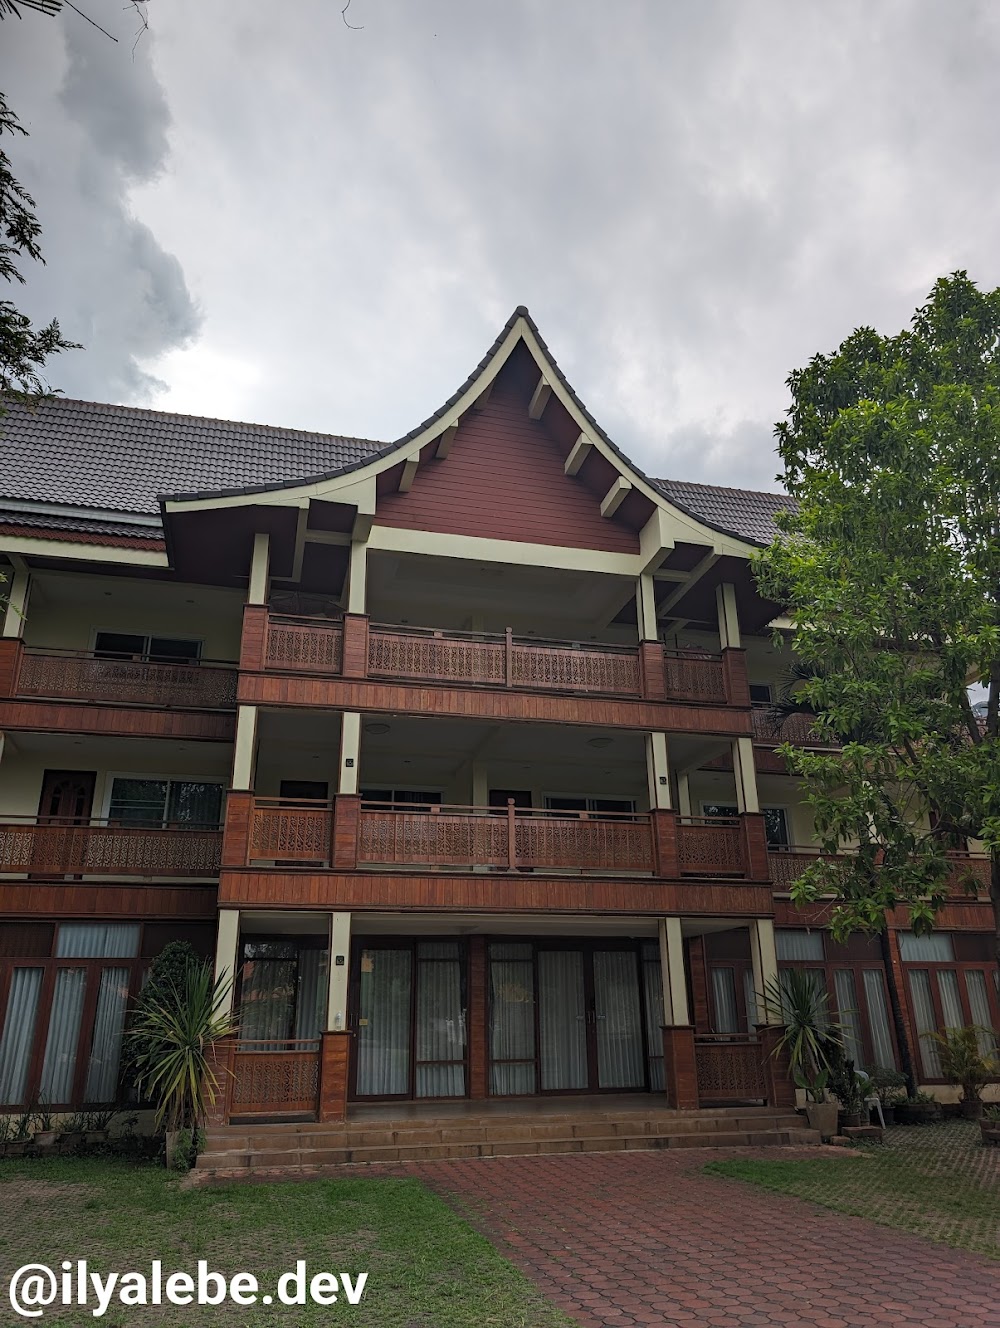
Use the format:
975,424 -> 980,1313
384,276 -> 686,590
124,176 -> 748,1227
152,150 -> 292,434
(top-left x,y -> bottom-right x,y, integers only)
410,1149 -> 1000,1327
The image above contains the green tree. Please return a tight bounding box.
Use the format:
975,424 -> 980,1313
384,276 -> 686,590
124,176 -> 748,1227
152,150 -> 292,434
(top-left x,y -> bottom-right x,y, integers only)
1,88 -> 78,412
755,272 -> 1000,1090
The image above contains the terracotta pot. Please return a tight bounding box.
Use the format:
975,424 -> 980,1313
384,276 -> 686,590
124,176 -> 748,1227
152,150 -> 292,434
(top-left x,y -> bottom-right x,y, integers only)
805,1100 -> 840,1141
33,1130 -> 58,1148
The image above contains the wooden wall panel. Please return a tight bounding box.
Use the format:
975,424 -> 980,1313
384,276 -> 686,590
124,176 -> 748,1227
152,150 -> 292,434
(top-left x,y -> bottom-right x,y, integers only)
219,868 -> 774,918
238,673 -> 753,737
374,370 -> 639,553
0,882 -> 217,919
0,698 -> 235,742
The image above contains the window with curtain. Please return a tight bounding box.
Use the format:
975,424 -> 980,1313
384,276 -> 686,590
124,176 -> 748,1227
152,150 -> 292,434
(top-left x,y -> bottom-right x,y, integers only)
107,778 -> 223,828
537,951 -> 587,1091
862,970 -> 897,1069
640,942 -> 665,1092
833,970 -> 864,1067
489,943 -> 536,1095
908,970 -> 942,1078
0,968 -> 43,1105
415,942 -> 465,1098
775,930 -> 825,962
356,948 -> 413,1096
39,968 -> 87,1104
709,967 -> 741,1034
898,933 -> 954,962
592,950 -> 644,1089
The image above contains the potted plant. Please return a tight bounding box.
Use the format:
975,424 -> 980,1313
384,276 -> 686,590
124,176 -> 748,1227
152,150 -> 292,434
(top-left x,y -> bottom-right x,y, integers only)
6,1110 -> 34,1157
763,969 -> 844,1141
922,1026 -> 998,1120
59,1112 -> 88,1152
83,1108 -> 120,1145
869,1066 -> 907,1126
895,1090 -> 943,1124
980,1104 -> 1000,1144
32,1105 -> 59,1149
826,1044 -> 867,1127
127,955 -> 236,1172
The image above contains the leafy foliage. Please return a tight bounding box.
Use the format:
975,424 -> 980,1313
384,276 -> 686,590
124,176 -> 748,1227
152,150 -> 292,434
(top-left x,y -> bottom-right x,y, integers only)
764,969 -> 843,1101
922,1025 -> 998,1103
755,272 -> 1000,956
0,89 -> 78,412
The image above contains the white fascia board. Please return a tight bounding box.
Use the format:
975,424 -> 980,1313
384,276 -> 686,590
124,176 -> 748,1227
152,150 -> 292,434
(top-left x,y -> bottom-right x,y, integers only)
368,524 -> 642,577
0,534 -> 168,567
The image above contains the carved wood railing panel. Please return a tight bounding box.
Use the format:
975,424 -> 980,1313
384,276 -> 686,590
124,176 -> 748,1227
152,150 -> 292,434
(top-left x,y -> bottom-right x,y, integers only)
356,803 -> 653,873
694,1035 -> 768,1103
946,854 -> 991,894
677,818 -> 747,877
249,802 -> 333,865
229,1041 -> 321,1117
662,650 -> 727,704
368,628 -> 506,687
766,849 -> 831,890
0,821 -> 222,876
751,707 -> 831,746
17,651 -> 237,709
264,617 -> 344,673
509,642 -> 641,696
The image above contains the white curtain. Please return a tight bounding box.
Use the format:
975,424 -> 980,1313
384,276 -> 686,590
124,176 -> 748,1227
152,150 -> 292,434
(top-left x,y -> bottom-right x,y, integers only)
294,950 -> 327,1043
964,971 -> 996,1055
862,970 -> 897,1069
57,924 -> 140,959
84,967 -> 130,1102
239,959 -> 296,1045
641,946 -> 665,1091
0,968 -> 43,1105
40,968 -> 87,1103
489,944 -> 536,1095
356,949 -> 412,1096
710,968 -> 740,1034
593,951 -> 644,1089
899,933 -> 954,962
415,943 -> 465,1098
908,971 -> 942,1077
834,970 -> 864,1068
937,970 -> 964,1030
775,930 -> 825,961
538,951 -> 587,1091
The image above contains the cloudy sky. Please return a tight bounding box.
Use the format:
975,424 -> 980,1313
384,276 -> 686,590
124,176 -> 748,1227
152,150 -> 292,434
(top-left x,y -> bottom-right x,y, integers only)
2,0 -> 999,490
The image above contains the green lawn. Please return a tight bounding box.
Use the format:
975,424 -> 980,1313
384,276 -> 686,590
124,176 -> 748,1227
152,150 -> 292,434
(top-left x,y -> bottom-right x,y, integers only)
0,1156 -> 573,1327
707,1120 -> 1000,1261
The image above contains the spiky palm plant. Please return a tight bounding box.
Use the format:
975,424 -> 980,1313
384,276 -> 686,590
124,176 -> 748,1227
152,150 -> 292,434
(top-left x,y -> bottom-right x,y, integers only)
128,959 -> 236,1133
763,968 -> 844,1101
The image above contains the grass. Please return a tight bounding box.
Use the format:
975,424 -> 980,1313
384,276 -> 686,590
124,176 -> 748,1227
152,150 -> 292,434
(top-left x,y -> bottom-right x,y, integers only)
706,1119 -> 1000,1261
0,1155 -> 574,1326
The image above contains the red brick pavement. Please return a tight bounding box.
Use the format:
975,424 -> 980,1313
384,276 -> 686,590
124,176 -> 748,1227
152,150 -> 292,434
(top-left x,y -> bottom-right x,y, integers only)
407,1149 -> 1000,1328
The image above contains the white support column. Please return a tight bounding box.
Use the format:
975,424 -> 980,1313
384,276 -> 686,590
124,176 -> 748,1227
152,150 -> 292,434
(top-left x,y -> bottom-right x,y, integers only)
248,533 -> 270,606
677,772 -> 693,818
658,917 -> 690,1026
471,759 -> 489,807
214,909 -> 240,1018
716,581 -> 741,650
636,571 -> 658,643
232,705 -> 258,791
749,917 -> 781,1025
732,735 -> 760,814
339,712 -> 361,794
326,911 -> 352,1032
346,540 -> 368,615
2,565 -> 29,638
645,732 -> 672,810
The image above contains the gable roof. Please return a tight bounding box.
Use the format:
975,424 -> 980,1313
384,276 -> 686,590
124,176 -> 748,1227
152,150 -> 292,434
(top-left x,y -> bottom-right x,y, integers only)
0,397 -> 385,517
652,478 -> 796,547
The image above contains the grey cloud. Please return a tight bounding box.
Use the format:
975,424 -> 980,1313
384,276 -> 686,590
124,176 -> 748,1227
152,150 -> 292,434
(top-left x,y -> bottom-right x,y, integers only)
0,1 -> 199,401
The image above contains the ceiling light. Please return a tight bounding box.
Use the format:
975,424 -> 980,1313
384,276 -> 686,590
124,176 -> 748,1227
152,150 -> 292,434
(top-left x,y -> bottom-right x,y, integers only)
588,737 -> 612,749
365,723 -> 390,736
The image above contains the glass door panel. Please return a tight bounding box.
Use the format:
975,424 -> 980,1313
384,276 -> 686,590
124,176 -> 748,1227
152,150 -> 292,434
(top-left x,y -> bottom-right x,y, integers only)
593,950 -> 645,1089
356,948 -> 412,1096
415,942 -> 465,1098
0,968 -> 43,1105
537,950 -> 587,1090
40,967 -> 87,1104
489,943 -> 537,1095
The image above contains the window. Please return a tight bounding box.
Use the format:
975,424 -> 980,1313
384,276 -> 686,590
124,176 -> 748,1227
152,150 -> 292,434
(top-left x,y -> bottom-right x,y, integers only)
94,632 -> 201,663
899,931 -> 1000,1079
701,802 -> 789,847
749,683 -> 773,706
775,929 -> 824,962
360,788 -> 442,806
107,777 -> 223,828
544,796 -> 637,815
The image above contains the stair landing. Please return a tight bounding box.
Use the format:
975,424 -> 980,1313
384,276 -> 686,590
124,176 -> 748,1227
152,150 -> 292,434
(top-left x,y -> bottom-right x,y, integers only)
196,1097 -> 819,1181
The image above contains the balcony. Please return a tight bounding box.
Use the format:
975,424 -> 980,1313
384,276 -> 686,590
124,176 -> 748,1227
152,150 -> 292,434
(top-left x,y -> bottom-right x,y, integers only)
237,797 -> 763,880
768,847 -> 991,894
751,706 -> 834,747
0,817 -> 223,877
13,648 -> 238,710
242,610 -> 749,715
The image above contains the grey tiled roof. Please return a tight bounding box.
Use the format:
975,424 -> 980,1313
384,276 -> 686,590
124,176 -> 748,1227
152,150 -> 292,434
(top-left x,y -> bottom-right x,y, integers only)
0,509 -> 161,539
652,478 -> 797,546
0,397 -> 385,517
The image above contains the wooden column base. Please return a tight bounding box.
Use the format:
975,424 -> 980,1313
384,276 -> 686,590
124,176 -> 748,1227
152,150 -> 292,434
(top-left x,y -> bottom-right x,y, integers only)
319,1031 -> 352,1121
662,1024 -> 700,1110
203,1036 -> 236,1127
756,1024 -> 796,1109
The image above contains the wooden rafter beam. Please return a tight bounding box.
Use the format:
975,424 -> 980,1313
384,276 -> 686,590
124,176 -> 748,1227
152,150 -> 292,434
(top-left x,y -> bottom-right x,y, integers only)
564,433 -> 593,476
657,551 -> 719,618
473,381 -> 493,412
435,423 -> 458,459
528,375 -> 551,420
398,457 -> 419,493
600,477 -> 632,519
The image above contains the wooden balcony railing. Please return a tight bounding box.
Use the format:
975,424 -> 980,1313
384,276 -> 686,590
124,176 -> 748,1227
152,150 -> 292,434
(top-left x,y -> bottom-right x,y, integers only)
694,1034 -> 768,1103
0,818 -> 223,877
15,648 -> 237,709
248,608 -> 749,708
677,817 -> 748,876
751,706 -> 833,747
228,1040 -> 321,1119
768,847 -> 991,894
245,798 -> 655,873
